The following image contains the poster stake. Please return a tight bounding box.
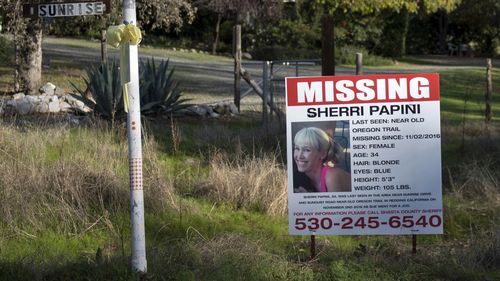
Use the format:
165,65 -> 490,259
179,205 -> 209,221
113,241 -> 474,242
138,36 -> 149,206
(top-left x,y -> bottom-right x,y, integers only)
310,235 -> 316,260
412,235 -> 417,254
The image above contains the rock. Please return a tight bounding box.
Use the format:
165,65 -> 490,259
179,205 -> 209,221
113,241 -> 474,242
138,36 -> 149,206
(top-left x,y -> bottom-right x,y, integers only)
228,103 -> 239,115
48,96 -> 60,113
13,99 -> 34,115
64,94 -> 92,113
13,93 -> 25,100
59,101 -> 73,112
242,52 -> 252,60
36,102 -> 50,113
188,105 -> 209,116
213,103 -> 228,115
54,87 -> 66,97
39,82 -> 56,95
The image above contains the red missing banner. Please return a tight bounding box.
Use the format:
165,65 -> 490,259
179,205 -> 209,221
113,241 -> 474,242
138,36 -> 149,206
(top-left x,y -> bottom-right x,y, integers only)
286,73 -> 440,106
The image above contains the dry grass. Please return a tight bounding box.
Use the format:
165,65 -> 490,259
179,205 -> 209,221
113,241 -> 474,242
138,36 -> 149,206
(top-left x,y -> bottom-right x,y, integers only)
0,120 -> 177,234
201,148 -> 287,216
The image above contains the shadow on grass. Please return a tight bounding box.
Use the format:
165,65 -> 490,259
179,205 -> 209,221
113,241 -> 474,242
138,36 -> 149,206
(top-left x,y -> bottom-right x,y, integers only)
0,257 -> 138,281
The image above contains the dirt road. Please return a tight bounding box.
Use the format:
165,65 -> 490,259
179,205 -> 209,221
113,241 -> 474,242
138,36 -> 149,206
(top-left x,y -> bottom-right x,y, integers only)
42,40 -> 496,107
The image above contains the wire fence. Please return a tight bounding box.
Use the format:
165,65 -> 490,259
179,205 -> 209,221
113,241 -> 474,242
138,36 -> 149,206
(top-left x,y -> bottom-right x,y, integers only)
240,60 -> 322,130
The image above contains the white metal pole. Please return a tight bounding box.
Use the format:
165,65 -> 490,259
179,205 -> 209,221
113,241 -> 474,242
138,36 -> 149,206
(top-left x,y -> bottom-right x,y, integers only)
122,0 -> 147,273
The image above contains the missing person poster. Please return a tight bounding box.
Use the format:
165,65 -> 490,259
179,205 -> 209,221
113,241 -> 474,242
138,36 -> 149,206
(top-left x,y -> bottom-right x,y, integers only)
286,73 -> 443,235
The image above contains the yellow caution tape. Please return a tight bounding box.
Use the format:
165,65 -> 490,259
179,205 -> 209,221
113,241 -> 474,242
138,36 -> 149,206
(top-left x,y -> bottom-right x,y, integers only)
123,82 -> 130,113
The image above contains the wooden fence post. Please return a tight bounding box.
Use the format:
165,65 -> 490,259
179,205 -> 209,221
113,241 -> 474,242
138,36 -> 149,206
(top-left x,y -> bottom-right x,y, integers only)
233,25 -> 242,112
485,58 -> 492,122
101,29 -> 107,64
356,53 -> 363,75
310,235 -> 316,260
262,61 -> 269,129
321,13 -> 335,76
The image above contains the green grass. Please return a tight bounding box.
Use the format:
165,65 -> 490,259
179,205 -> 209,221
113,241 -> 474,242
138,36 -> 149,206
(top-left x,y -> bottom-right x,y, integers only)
43,36 -> 233,63
0,118 -> 499,280
1,36 -> 500,280
439,68 -> 500,122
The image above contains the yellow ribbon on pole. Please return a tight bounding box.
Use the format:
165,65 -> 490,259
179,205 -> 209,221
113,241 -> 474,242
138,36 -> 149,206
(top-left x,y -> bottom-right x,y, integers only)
107,24 -> 142,48
106,24 -> 142,112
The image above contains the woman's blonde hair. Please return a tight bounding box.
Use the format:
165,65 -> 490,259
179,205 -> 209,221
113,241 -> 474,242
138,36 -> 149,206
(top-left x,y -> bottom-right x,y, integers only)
294,127 -> 342,163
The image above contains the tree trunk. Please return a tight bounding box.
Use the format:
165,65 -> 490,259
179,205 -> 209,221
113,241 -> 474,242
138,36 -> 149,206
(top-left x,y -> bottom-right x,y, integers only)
438,10 -> 448,54
400,8 -> 409,57
19,18 -> 43,95
321,13 -> 335,76
212,13 -> 222,55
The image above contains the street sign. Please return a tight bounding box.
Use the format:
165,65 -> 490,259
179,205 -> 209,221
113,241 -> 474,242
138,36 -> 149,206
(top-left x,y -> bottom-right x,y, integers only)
23,0 -> 111,18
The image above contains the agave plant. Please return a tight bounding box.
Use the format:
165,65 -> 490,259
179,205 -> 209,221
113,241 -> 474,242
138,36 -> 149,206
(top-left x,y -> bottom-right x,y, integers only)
71,58 -> 189,122
71,60 -> 124,122
139,58 -> 191,116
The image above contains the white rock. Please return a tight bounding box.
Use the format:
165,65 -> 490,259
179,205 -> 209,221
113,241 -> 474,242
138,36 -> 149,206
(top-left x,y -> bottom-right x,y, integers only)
209,111 -> 220,118
213,103 -> 228,115
189,105 -> 209,116
36,102 -> 50,113
15,99 -> 34,115
13,93 -> 25,100
59,101 -> 73,112
54,87 -> 65,97
39,82 -> 56,95
6,99 -> 16,107
48,96 -> 60,113
63,94 -> 92,113
26,95 -> 40,104
228,103 -> 239,115
242,52 -> 252,60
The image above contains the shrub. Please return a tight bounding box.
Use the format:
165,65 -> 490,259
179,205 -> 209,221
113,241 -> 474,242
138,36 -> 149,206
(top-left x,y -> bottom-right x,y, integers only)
251,19 -> 320,60
72,58 -> 190,122
71,60 -> 125,124
0,35 -> 13,65
251,45 -> 320,61
139,58 -> 191,116
336,45 -> 393,66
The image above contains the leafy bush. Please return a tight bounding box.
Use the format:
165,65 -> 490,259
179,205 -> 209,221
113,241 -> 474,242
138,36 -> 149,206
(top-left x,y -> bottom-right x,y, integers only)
251,45 -> 320,60
0,35 -> 13,65
253,20 -> 320,50
250,19 -> 320,60
336,45 -> 393,66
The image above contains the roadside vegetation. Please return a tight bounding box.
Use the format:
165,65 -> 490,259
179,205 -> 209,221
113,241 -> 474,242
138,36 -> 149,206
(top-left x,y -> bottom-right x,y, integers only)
1,16 -> 500,279
0,112 -> 499,281
1,50 -> 500,279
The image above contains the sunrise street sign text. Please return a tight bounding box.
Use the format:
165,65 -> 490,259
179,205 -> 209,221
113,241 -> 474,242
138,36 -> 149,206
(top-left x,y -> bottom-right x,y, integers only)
23,0 -> 111,18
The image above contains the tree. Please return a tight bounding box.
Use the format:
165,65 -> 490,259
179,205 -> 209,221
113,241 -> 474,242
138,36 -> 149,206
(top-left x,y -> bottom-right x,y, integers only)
316,0 -> 462,57
0,0 -> 197,95
450,0 -> 500,55
136,0 -> 196,33
0,0 -> 43,94
194,0 -> 281,54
